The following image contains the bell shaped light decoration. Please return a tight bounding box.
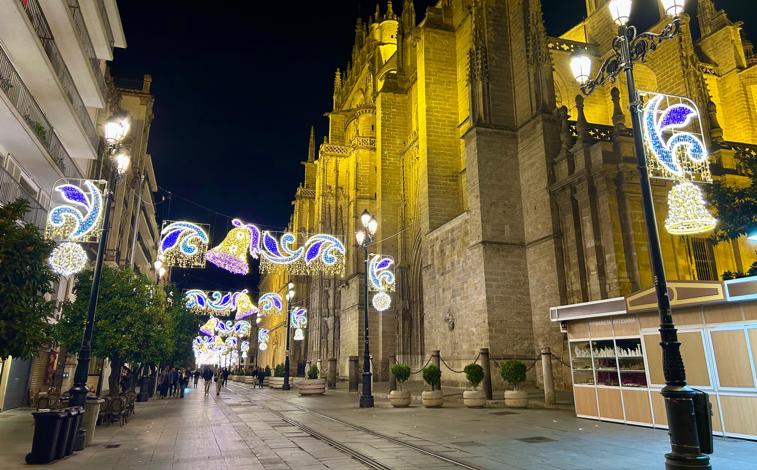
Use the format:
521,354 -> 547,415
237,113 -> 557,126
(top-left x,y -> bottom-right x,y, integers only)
205,219 -> 260,275
664,181 -> 717,235
294,328 -> 305,341
234,289 -> 258,320
200,317 -> 218,336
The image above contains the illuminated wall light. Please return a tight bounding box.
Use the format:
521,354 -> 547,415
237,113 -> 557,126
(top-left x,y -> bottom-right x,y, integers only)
49,241 -> 88,277
372,291 -> 391,312
158,221 -> 209,268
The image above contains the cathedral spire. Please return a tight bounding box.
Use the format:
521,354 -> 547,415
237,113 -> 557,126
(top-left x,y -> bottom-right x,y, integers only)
354,17 -> 364,48
386,1 -> 396,20
402,0 -> 415,31
698,0 -> 716,37
307,126 -> 316,162
375,2 -> 381,22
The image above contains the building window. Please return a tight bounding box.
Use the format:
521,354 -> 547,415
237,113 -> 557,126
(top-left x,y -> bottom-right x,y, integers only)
690,237 -> 718,281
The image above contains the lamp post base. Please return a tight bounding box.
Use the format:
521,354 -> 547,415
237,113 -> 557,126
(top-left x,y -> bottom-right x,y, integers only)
359,395 -> 374,408
360,371 -> 373,408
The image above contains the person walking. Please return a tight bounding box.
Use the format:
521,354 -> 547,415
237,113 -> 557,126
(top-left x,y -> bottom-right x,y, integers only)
202,366 -> 214,396
159,367 -> 170,399
214,366 -> 223,396
251,367 -> 259,389
169,367 -> 179,398
178,368 -> 187,398
222,368 -> 229,387
193,369 -> 200,388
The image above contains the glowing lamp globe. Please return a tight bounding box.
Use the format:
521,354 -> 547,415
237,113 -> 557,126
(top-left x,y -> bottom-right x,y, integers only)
660,0 -> 685,17
355,229 -> 366,246
608,0 -> 632,25
113,149 -> 131,175
367,218 -> 378,236
360,209 -> 372,228
104,116 -> 130,144
570,54 -> 592,85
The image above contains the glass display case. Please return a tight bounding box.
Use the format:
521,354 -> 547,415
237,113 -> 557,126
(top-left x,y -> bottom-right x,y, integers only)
570,341 -> 594,385
570,338 -> 647,388
615,338 -> 647,387
592,340 -> 619,386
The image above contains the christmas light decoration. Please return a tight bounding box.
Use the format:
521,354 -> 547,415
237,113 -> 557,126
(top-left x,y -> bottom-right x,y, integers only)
184,290 -> 236,315
241,340 -> 250,353
49,242 -> 88,277
258,328 -> 270,351
232,320 -> 251,337
294,328 -> 305,341
368,255 -> 395,292
258,292 -> 284,315
216,319 -> 233,336
234,290 -> 258,320
200,317 -> 218,336
205,218 -> 260,275
664,181 -> 717,235
158,221 -> 209,268
290,307 -> 307,342
372,291 -> 391,312
641,93 -> 710,183
46,179 -> 106,243
258,232 -> 346,275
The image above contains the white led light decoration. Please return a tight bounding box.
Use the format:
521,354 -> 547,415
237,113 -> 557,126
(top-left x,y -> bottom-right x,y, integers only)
49,242 -> 88,277
368,254 -> 395,292
158,220 -> 209,268
46,179 -> 106,243
258,231 -> 346,275
664,181 -> 717,235
372,291 -> 391,312
258,292 -> 284,315
258,328 -> 270,351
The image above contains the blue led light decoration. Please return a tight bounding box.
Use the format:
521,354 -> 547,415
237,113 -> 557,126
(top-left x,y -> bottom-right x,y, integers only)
258,328 -> 270,351
258,231 -> 346,275
184,289 -> 236,316
368,255 -> 395,292
158,221 -> 209,268
290,307 -> 308,341
46,179 -> 106,243
258,292 -> 284,316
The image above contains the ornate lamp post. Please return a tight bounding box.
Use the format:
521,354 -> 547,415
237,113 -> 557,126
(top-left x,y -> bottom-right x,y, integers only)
570,1 -> 711,468
356,209 -> 378,408
68,115 -> 131,408
282,282 -> 295,390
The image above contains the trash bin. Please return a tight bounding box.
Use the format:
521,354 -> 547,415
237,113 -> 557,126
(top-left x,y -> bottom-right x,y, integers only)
65,406 -> 83,455
26,409 -> 66,464
54,407 -> 74,459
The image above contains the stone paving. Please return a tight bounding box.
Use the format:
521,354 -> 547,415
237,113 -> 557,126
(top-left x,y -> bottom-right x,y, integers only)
1,380 -> 756,469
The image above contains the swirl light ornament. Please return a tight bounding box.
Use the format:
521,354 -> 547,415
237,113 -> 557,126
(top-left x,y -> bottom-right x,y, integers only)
46,179 -> 105,243
158,221 -> 209,268
290,307 -> 308,341
368,255 -> 395,292
215,319 -> 233,336
184,290 -> 236,316
258,328 -> 270,351
205,218 -> 260,275
258,231 -> 346,275
232,320 -> 251,337
241,340 -> 250,353
641,93 -> 710,182
258,292 -> 283,315
372,291 -> 392,312
664,181 -> 717,235
49,241 -> 88,277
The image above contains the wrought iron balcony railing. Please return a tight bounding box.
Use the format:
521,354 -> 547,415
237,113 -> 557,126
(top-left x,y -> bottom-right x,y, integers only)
0,164 -> 47,230
67,0 -> 107,96
20,0 -> 99,151
0,45 -> 82,179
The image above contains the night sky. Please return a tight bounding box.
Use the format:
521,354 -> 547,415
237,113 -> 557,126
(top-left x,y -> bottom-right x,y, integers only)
109,0 -> 755,292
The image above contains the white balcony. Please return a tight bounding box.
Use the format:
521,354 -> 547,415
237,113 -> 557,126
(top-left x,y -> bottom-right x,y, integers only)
40,0 -> 106,108
0,0 -> 99,161
79,0 -> 116,60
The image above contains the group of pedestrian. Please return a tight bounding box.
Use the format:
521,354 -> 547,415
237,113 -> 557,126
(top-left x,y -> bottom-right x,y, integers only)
158,366 -> 190,399
199,366 -> 232,396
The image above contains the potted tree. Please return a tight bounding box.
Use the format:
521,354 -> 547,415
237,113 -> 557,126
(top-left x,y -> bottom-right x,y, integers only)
263,366 -> 271,387
298,365 -> 326,395
421,364 -> 443,407
244,369 -> 255,385
268,363 -> 286,389
388,364 -> 411,407
463,363 -> 486,408
500,360 -> 528,408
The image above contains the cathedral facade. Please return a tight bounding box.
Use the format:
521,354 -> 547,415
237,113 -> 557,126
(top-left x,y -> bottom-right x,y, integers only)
257,0 -> 757,390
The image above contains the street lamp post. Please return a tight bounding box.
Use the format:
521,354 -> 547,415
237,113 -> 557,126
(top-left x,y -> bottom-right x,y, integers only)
571,1 -> 711,468
356,209 -> 378,408
282,282 -> 295,390
68,115 -> 131,408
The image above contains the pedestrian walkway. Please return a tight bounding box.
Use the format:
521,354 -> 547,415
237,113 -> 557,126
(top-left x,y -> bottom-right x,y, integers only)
1,381 -> 755,469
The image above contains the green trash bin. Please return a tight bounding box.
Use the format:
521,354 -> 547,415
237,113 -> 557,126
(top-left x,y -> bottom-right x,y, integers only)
26,409 -> 66,464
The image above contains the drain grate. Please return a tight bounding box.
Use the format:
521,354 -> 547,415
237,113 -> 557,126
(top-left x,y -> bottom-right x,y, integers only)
490,411 -> 517,416
517,436 -> 556,443
105,444 -> 121,449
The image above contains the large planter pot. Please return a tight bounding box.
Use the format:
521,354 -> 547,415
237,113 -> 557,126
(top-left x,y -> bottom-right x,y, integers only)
298,378 -> 326,396
504,390 -> 528,408
268,377 -> 284,389
463,390 -> 486,408
263,376 -> 270,387
421,390 -> 444,408
244,376 -> 255,384
388,390 -> 411,407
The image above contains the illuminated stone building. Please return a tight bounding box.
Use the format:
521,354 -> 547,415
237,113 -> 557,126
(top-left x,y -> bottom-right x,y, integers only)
262,0 -> 756,390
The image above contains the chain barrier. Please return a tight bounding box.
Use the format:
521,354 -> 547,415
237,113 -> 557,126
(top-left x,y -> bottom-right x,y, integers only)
439,355 -> 466,374
549,352 -> 572,369
410,355 -> 432,375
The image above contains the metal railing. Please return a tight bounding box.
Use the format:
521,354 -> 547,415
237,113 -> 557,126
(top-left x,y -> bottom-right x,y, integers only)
0,45 -> 82,179
0,165 -> 47,230
95,0 -> 114,48
66,0 -> 107,95
20,0 -> 99,151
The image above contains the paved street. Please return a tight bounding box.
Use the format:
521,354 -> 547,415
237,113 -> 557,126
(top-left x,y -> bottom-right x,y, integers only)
1,381 -> 756,469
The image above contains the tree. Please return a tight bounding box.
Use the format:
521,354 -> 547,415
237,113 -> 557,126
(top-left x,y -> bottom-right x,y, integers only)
0,199 -> 57,360
165,285 -> 197,368
706,151 -> 757,241
55,266 -> 167,395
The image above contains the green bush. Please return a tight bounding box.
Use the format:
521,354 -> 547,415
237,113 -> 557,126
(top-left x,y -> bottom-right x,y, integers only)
264,366 -> 272,377
391,363 -> 411,384
464,363 -> 484,389
307,365 -> 319,379
274,363 -> 285,377
500,360 -> 527,390
422,364 -> 441,388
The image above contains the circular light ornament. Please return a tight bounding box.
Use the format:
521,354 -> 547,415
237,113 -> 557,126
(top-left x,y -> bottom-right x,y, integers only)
49,242 -> 88,277
372,291 -> 391,312
259,342 -> 267,351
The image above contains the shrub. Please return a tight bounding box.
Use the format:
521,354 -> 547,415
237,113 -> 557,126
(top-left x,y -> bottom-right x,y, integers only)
422,364 -> 441,388
307,365 -> 319,379
464,363 -> 484,389
264,366 -> 272,377
500,360 -> 527,390
391,363 -> 411,383
274,363 -> 285,377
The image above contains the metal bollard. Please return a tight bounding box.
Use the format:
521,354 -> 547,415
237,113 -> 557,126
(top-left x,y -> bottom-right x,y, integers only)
480,348 -> 492,400
348,356 -> 359,392
431,350 -> 441,391
327,358 -> 337,389
541,347 -> 555,407
389,354 -> 397,392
